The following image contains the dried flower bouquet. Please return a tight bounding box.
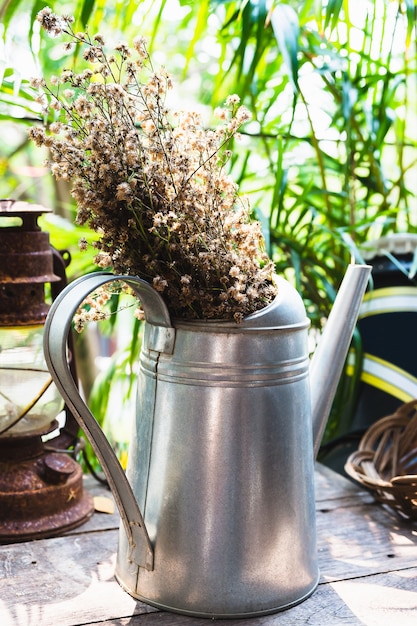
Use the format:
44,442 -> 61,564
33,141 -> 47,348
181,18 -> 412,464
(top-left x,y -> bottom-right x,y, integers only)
30,8 -> 277,322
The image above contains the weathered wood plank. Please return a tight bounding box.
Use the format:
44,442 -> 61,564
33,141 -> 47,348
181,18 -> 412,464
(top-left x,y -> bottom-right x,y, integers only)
70,476 -> 119,534
316,497 -> 417,581
314,462 -> 370,503
2,499 -> 416,626
2,465 -> 416,626
74,568 -> 417,626
0,529 -> 155,626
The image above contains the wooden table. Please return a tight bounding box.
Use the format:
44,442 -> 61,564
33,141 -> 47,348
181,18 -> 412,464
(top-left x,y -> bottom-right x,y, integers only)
1,464 -> 416,626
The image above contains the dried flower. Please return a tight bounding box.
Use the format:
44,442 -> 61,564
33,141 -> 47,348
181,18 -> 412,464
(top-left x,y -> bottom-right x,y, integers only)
30,9 -> 277,321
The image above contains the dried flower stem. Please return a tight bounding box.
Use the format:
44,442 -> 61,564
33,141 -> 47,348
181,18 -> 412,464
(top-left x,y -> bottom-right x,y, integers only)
30,8 -> 277,322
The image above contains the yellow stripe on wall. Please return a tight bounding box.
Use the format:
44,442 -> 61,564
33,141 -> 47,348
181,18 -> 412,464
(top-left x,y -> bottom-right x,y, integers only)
356,353 -> 417,402
360,286 -> 417,319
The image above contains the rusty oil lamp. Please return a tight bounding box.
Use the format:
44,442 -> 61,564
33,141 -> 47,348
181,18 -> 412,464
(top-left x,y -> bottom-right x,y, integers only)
0,199 -> 94,542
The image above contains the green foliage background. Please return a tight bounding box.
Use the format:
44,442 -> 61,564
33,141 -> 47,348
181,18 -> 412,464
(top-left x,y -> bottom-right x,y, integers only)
1,0 -> 416,449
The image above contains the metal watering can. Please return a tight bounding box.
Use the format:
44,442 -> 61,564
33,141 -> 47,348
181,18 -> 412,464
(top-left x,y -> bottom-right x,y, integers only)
43,264 -> 370,619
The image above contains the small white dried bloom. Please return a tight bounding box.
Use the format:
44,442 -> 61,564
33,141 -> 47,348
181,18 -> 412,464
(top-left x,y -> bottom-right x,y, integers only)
93,33 -> 105,45
116,182 -> 134,201
153,276 -> 168,292
37,8 -> 64,37
225,94 -> 240,106
133,36 -> 148,59
50,100 -> 62,112
235,105 -> 251,123
94,252 -> 112,268
134,306 -> 145,321
229,266 -> 241,278
30,77 -> 46,89
214,107 -> 228,120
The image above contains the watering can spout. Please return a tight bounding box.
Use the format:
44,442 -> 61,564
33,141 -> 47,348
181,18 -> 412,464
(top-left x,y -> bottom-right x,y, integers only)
310,264 -> 371,458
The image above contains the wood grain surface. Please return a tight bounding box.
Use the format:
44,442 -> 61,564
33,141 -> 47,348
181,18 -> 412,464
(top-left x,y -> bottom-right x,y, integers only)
1,465 -> 416,626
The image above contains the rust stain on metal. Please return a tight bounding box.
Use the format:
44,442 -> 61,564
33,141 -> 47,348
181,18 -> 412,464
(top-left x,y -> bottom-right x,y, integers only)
0,199 -> 59,325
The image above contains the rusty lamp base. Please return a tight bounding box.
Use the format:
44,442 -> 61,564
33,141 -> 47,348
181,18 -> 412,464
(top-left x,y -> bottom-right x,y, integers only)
0,430 -> 94,543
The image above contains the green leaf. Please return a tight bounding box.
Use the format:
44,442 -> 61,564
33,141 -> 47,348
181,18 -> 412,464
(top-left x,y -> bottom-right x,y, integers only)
80,0 -> 97,27
324,0 -> 344,33
269,4 -> 300,93
403,0 -> 415,49
183,0 -> 210,76
0,0 -> 21,27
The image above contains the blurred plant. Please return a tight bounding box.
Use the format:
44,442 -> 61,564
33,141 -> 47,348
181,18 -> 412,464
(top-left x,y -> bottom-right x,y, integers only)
264,0 -> 417,439
4,1 -> 415,318
202,0 -> 417,327
83,291 -> 143,470
1,0 -> 416,447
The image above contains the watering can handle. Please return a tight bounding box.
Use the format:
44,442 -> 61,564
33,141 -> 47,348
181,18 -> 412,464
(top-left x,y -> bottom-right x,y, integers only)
43,272 -> 176,571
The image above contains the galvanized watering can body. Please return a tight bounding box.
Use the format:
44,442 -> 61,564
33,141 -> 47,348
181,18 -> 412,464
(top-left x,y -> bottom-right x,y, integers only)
43,265 -> 371,619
